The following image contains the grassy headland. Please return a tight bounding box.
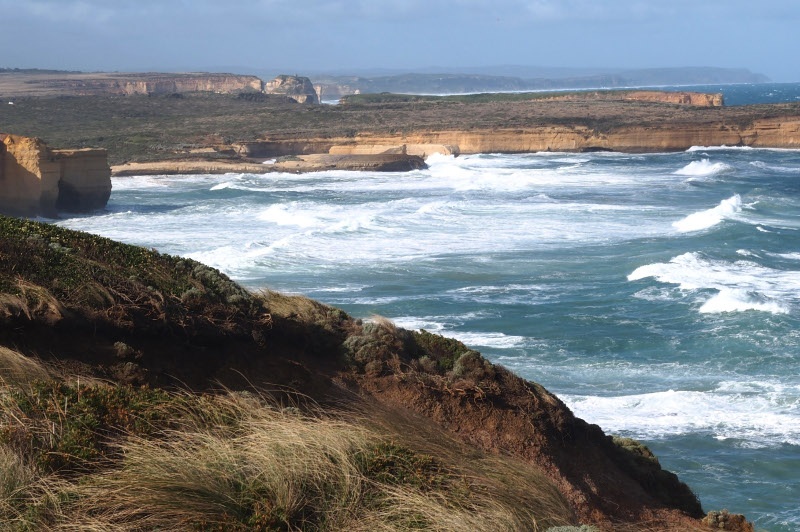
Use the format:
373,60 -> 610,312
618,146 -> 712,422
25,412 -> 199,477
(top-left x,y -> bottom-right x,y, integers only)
0,215 -> 727,531
2,90 -> 799,165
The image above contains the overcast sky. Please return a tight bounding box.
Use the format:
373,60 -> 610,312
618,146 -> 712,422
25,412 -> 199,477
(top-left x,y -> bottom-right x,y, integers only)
2,0 -> 797,81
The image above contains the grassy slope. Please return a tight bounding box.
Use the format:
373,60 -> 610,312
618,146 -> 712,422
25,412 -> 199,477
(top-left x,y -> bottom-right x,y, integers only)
0,216 -> 722,530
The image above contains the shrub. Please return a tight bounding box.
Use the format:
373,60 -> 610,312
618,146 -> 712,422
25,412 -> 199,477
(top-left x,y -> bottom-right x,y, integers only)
411,330 -> 472,372
1,381 -> 171,473
451,350 -> 495,381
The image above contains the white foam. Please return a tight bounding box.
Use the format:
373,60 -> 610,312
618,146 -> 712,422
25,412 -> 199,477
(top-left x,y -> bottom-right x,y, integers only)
687,145 -> 753,152
736,249 -> 760,258
447,331 -> 528,349
628,252 -> 798,314
750,160 -> 800,174
674,158 -> 733,177
671,194 -> 742,233
258,203 -> 321,227
563,384 -> 800,447
699,289 -> 789,314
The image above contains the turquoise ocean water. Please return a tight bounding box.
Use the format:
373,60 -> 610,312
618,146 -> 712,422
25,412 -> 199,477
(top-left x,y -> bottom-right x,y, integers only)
58,83 -> 800,530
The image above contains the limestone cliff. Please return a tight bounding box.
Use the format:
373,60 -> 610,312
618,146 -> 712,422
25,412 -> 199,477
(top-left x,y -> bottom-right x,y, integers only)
540,90 -> 724,107
328,143 -> 459,158
0,72 -> 264,97
264,75 -> 320,104
622,90 -> 724,107
0,134 -> 111,217
233,116 -> 799,158
52,148 -> 113,211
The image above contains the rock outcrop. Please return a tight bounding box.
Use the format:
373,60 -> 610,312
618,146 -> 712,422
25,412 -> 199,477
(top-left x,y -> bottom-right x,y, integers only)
264,75 -> 320,104
0,134 -> 111,217
110,154 -> 426,176
328,143 -> 459,158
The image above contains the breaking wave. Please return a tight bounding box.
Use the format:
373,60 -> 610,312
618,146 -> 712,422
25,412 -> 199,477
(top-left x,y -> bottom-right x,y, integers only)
671,194 -> 742,232
674,158 -> 733,178
628,251 -> 797,314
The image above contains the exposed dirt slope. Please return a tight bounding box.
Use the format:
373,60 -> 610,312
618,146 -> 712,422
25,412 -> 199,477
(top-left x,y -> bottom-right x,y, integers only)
0,216 -> 752,530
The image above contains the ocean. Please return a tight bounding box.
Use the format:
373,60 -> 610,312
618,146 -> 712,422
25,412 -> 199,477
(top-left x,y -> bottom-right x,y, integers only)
56,83 -> 800,530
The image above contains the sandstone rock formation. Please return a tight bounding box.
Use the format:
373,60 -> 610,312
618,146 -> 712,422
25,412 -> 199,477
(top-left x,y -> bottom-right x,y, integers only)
0,72 -> 264,97
110,154 -> 426,176
328,143 -> 460,158
231,115 -> 800,159
264,75 -> 320,104
622,90 -> 724,107
1,134 -> 111,216
540,90 -> 724,107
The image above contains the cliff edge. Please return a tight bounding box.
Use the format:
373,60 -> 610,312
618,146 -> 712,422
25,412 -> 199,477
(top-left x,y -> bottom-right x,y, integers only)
264,74 -> 320,104
0,134 -> 111,217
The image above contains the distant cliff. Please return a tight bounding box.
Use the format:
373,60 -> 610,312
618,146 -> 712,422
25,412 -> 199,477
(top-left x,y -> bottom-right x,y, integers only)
231,113 -> 800,159
0,71 -> 319,104
312,67 -> 770,99
0,134 -> 111,217
264,75 -> 320,104
0,72 -> 264,97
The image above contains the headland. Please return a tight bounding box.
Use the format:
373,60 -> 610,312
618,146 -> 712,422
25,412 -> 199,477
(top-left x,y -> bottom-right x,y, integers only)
2,74 -> 799,178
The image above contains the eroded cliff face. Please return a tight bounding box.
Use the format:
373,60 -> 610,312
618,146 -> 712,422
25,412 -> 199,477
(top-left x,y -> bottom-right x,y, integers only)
264,75 -> 320,104
3,73 -> 264,97
243,117 -> 798,157
0,134 -> 111,217
541,90 -> 724,107
622,90 -> 724,107
53,148 -> 113,211
113,74 -> 264,96
0,134 -> 61,216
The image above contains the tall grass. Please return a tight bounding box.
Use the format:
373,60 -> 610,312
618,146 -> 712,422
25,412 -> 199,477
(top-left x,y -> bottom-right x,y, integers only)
0,375 -> 576,531
0,347 -> 51,388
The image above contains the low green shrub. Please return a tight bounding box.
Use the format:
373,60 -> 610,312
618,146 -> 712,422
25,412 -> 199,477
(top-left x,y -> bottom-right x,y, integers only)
1,381 -> 171,473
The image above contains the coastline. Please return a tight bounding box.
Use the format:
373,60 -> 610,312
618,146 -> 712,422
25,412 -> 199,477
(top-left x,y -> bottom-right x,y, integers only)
113,116 -> 800,177
111,153 -> 427,176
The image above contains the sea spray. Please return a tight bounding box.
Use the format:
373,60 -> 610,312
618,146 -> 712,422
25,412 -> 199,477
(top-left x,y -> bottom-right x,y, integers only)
674,158 -> 733,177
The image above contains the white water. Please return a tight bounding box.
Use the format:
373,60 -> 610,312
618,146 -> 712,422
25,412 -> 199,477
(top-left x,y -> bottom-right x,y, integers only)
628,251 -> 797,315
58,145 -> 800,530
671,194 -> 743,232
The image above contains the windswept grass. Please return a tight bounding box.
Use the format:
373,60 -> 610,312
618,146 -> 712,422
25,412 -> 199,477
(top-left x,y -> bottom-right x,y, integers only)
0,367 -> 577,531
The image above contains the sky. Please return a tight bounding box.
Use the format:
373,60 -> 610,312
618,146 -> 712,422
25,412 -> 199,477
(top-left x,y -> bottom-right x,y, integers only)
1,0 -> 798,81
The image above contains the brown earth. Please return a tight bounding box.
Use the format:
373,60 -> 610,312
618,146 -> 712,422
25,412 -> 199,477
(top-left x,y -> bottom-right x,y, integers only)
0,217 -> 755,531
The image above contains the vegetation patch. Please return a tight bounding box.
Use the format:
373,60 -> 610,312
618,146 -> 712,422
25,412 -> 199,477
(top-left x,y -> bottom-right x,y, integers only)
0,374 -> 573,531
1,380 -> 171,473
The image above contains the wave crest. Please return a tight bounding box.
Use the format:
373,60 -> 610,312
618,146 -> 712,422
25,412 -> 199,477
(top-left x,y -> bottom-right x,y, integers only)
628,251 -> 797,315
672,194 -> 742,233
674,158 -> 733,177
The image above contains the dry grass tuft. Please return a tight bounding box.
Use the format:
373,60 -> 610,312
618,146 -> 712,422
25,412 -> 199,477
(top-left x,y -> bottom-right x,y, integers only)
0,379 -> 579,531
0,348 -> 52,388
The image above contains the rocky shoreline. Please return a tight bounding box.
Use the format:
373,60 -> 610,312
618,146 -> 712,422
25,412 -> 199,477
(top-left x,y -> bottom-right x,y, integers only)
111,153 -> 427,176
